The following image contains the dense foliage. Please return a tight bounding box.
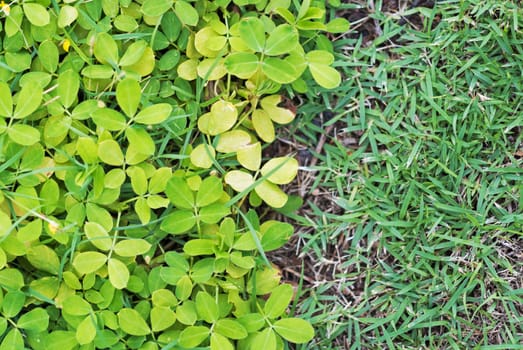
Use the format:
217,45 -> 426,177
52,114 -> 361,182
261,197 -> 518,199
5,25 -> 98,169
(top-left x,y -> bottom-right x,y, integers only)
0,0 -> 347,349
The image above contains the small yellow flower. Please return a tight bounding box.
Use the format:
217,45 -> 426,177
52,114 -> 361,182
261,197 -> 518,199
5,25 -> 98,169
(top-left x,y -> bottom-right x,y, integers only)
48,221 -> 60,235
1,1 -> 11,16
62,39 -> 71,52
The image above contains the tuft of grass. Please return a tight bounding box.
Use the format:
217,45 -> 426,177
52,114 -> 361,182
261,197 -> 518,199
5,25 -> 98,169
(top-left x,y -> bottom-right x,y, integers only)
283,0 -> 523,348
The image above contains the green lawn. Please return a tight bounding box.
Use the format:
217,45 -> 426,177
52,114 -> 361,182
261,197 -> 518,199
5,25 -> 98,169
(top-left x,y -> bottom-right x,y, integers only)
290,1 -> 523,348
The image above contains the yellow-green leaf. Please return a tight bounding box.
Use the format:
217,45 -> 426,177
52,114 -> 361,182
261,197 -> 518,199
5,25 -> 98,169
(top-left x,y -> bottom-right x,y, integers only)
108,258 -> 129,289
116,78 -> 141,117
215,130 -> 252,153
260,157 -> 299,184
8,125 -> 40,146
94,32 -> 119,66
84,222 -> 112,251
254,180 -> 288,208
98,140 -> 124,166
190,144 -> 216,169
260,95 -> 295,124
224,170 -> 254,193
23,3 -> 50,27
252,109 -> 275,143
118,308 -> 151,336
73,251 -> 107,275
237,142 -> 262,171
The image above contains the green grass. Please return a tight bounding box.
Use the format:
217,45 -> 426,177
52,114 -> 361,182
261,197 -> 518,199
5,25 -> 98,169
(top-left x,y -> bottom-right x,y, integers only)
289,1 -> 523,348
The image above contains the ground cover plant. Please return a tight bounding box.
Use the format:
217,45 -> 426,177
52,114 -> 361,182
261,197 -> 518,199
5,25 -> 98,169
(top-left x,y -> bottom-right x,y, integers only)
279,0 -> 523,348
0,0 -> 349,349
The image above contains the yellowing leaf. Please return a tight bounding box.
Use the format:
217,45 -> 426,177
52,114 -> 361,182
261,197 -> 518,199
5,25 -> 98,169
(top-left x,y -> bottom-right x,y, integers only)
202,100 -> 238,135
252,109 -> 275,143
177,59 -> 199,81
224,171 -> 254,192
260,157 -> 299,184
134,103 -> 172,125
72,251 -> 107,275
308,62 -> 341,89
190,144 -> 216,169
123,47 -> 155,76
197,59 -> 227,81
215,130 -> 252,153
260,95 -> 295,124
237,142 -> 261,171
254,180 -> 288,208
116,78 -> 141,117
98,139 -> 124,166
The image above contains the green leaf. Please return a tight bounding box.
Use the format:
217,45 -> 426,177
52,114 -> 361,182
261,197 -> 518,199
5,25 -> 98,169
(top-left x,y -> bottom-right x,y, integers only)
17,307 -> 49,332
58,70 -> 80,108
0,328 -> 24,350
183,239 -> 216,256
118,308 -> 151,336
178,326 -> 210,348
58,5 -> 78,28
113,239 -> 151,257
98,139 -> 124,166
108,258 -> 130,290
119,40 -> 148,66
308,62 -> 341,89
254,181 -> 288,208
2,291 -> 25,318
134,103 -> 172,124
239,17 -> 266,52
326,17 -> 350,33
135,197 -> 151,224
127,166 -> 148,195
160,210 -> 196,234
195,291 -> 219,323
199,203 -> 230,224
85,222 -> 112,251
13,84 -> 42,119
306,50 -> 334,65
214,319 -> 248,339
264,284 -> 294,319
152,289 -> 178,307
260,157 -> 299,184
273,318 -> 314,343
151,306 -> 176,332
92,108 -> 127,131
174,0 -> 199,26
62,295 -> 92,316
196,176 -> 222,207
26,245 -> 61,275
39,40 -> 59,73
224,170 -> 254,193
23,3 -> 50,26
165,177 -> 195,209
141,0 -> 172,17
45,331 -> 77,350
76,316 -> 97,345
175,275 -> 193,301
210,333 -> 234,350
0,82 -> 13,117
73,251 -> 107,275
82,65 -> 114,80
8,124 -> 40,146
261,222 -> 293,251
264,24 -> 299,56
94,32 -> 119,66
0,268 -> 24,290
190,144 -> 216,169
117,78 -> 141,117
252,109 -> 275,143
252,328 -> 277,350
262,58 -> 299,84
126,126 -> 155,156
